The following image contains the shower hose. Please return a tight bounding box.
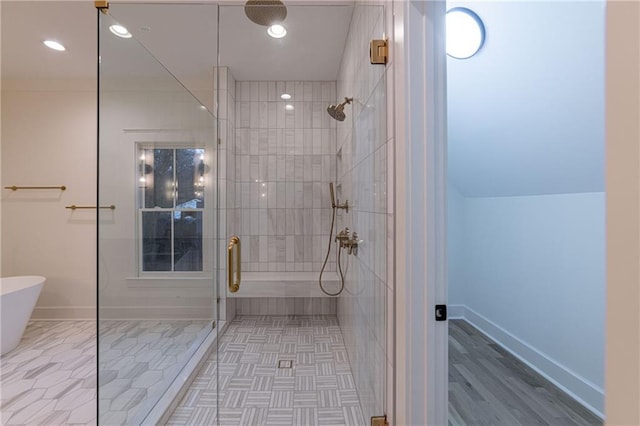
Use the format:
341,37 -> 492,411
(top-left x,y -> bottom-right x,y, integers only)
319,205 -> 345,296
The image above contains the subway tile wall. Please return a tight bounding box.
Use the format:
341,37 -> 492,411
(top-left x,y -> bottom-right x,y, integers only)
336,3 -> 390,422
233,81 -> 338,273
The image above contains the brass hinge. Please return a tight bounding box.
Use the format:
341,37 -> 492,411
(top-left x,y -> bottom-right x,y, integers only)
95,0 -> 109,12
370,39 -> 388,65
371,415 -> 389,426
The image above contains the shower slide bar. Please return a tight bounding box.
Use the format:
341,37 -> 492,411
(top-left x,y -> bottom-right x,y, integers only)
65,205 -> 116,210
4,185 -> 66,191
228,236 -> 241,293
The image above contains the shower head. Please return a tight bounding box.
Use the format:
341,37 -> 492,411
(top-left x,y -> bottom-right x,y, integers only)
244,0 -> 287,26
327,97 -> 353,122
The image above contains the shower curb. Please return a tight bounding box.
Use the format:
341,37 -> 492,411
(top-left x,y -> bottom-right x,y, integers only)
142,320 -> 229,425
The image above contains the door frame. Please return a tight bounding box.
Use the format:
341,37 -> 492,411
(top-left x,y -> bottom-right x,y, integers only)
605,1 -> 640,423
393,1 -> 448,425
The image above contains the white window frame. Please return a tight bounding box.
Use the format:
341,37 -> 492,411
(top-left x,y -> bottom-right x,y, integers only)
136,142 -> 213,278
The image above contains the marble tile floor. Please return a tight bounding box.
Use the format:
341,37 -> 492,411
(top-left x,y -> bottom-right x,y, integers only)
0,320 -> 97,426
167,315 -> 367,426
99,319 -> 211,425
1,319 -> 213,426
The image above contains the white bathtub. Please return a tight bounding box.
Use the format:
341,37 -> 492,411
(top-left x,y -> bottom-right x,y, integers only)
0,276 -> 45,355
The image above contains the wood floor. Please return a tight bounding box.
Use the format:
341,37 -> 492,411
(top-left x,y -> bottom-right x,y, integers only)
449,320 -> 602,426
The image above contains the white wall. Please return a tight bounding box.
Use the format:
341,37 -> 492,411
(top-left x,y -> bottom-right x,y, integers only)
447,184 -> 465,306
448,191 -> 605,414
1,81 -> 97,319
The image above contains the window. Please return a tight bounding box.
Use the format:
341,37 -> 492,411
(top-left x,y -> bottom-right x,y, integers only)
138,146 -> 206,273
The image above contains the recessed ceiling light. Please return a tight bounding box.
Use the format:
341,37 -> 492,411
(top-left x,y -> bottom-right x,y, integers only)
281,93 -> 291,100
446,8 -> 485,59
267,24 -> 287,39
109,24 -> 132,39
43,40 -> 66,51
285,104 -> 294,111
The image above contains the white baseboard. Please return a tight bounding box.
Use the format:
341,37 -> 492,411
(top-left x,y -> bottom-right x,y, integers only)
31,306 -> 96,320
448,304 -> 465,319
451,304 -> 604,419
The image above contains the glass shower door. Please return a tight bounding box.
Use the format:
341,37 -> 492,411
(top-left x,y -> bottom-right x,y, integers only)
97,5 -> 219,424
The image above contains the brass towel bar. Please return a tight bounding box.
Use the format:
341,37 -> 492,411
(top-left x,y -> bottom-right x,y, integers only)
4,185 -> 66,191
65,205 -> 116,210
228,236 -> 241,293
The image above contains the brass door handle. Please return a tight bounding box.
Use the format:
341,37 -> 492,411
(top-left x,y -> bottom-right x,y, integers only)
228,236 -> 241,293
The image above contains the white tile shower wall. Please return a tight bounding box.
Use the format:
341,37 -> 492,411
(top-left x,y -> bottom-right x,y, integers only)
234,81 -> 338,273
336,3 -> 391,421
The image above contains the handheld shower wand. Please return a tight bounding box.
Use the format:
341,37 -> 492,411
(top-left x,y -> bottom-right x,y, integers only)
319,182 -> 347,296
329,182 -> 336,208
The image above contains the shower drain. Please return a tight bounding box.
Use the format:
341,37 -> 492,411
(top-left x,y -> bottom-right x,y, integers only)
277,360 -> 293,369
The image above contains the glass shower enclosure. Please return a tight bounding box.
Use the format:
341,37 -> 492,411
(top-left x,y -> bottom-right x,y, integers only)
97,2 -> 390,424
97,4 -> 220,424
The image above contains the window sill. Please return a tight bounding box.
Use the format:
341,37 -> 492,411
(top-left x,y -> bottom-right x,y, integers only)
126,276 -> 214,289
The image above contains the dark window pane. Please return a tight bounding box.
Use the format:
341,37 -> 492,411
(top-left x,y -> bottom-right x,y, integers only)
142,212 -> 172,271
174,211 -> 203,271
144,149 -> 174,208
176,148 -> 205,208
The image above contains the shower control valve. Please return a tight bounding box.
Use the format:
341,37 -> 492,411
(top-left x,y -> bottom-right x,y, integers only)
336,228 -> 360,255
336,227 -> 350,243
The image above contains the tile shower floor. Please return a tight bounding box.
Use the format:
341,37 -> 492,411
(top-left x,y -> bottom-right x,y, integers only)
168,315 -> 367,426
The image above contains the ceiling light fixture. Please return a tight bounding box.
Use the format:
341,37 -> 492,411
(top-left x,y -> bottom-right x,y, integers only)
446,8 -> 485,59
109,24 -> 132,39
267,24 -> 287,39
43,40 -> 66,51
280,93 -> 291,100
285,104 -> 294,111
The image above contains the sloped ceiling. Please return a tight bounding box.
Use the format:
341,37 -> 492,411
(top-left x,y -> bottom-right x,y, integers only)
447,1 -> 605,197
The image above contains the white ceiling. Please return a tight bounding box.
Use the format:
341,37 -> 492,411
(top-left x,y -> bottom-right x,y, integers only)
447,0 -> 605,197
1,1 -> 352,83
1,1 -> 97,80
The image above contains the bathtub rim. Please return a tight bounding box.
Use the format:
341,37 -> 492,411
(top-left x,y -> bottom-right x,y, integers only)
0,275 -> 46,297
